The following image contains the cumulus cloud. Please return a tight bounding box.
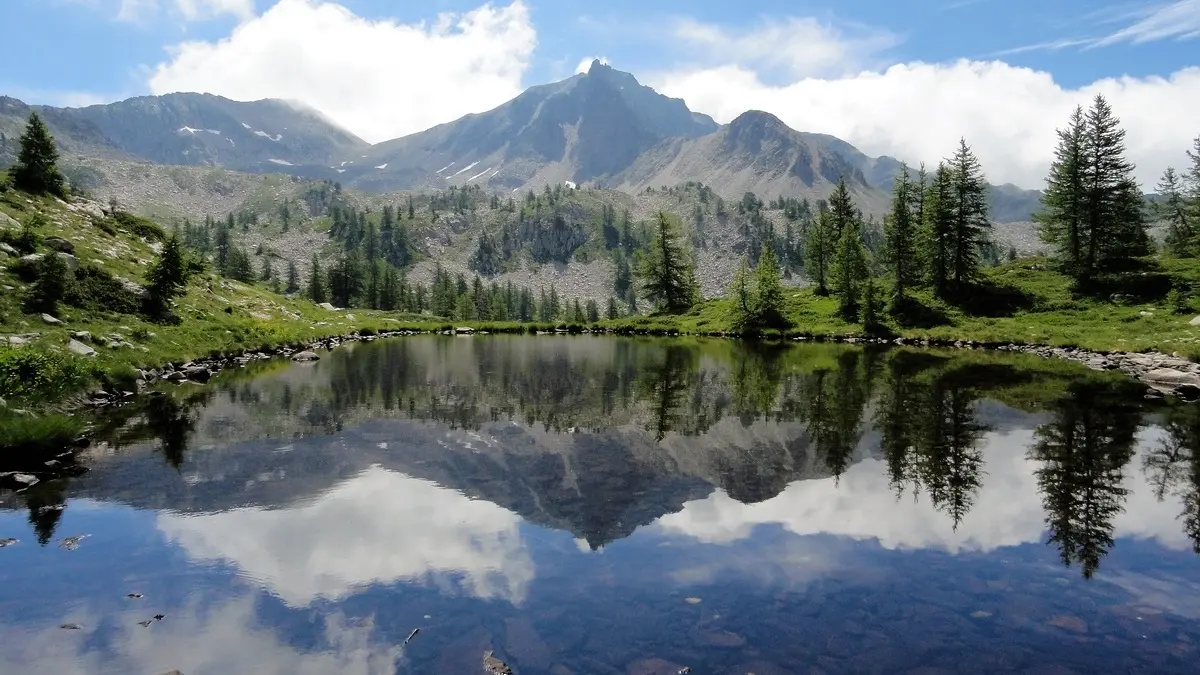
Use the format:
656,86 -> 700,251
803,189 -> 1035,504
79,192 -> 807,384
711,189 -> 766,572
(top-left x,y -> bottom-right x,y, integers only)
147,0 -> 536,143
649,15 -> 1200,189
158,466 -> 534,607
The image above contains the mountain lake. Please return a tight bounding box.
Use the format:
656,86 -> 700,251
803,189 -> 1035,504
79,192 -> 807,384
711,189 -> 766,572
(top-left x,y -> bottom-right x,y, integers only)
2,335 -> 1199,674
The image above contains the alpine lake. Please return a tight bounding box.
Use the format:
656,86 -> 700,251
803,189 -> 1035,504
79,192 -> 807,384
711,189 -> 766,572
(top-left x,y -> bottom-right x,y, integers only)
3,335 -> 1200,675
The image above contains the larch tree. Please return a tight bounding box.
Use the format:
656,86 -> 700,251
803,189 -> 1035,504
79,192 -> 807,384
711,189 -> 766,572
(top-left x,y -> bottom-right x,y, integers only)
637,212 -> 697,313
831,212 -> 869,318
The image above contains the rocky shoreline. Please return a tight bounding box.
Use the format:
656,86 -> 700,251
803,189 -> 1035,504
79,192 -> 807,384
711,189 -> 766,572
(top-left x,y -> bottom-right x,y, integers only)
65,327 -> 1200,410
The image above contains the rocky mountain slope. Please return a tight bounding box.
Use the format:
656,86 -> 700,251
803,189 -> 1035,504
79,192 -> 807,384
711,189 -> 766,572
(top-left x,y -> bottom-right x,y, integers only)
1,62 -> 1043,223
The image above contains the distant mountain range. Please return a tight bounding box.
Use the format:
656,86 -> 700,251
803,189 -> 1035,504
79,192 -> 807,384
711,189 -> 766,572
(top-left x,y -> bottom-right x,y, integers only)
0,61 -> 1046,223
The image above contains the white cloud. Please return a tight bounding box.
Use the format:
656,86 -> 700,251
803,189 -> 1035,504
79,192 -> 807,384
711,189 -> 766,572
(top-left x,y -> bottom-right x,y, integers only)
158,465 -> 534,607
147,0 -> 536,143
670,15 -> 901,78
115,0 -> 253,22
651,58 -> 1200,189
1090,0 -> 1200,47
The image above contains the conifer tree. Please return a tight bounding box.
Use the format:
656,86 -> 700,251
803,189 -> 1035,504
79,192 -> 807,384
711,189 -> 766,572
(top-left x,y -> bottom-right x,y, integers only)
260,256 -> 273,282
1157,167 -> 1195,257
12,112 -> 67,198
606,295 -> 619,320
144,233 -> 190,320
884,163 -> 920,302
1036,106 -> 1087,277
637,212 -> 697,313
923,163 -> 956,298
25,251 -> 69,316
946,138 -> 990,290
832,215 -> 869,318
729,256 -> 755,331
754,245 -> 785,326
286,260 -> 300,293
586,299 -> 600,323
805,208 -> 836,295
307,254 -> 327,304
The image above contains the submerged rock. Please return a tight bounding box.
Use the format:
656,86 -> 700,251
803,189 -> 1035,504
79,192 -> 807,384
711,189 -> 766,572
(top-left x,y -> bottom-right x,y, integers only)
291,350 -> 320,362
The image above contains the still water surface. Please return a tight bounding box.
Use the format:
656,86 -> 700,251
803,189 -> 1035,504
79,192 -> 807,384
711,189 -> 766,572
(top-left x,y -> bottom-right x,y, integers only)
3,336 -> 1200,674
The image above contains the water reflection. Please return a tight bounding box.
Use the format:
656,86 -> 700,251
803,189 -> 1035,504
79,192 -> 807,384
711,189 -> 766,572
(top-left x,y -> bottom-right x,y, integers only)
3,336 -> 1200,674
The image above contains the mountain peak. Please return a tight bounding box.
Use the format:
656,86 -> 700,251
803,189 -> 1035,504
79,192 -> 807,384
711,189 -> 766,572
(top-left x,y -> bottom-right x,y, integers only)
587,59 -> 612,75
729,110 -> 788,132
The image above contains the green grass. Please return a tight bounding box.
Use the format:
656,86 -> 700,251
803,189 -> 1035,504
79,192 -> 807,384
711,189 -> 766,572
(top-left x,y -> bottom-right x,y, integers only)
601,257 -> 1200,358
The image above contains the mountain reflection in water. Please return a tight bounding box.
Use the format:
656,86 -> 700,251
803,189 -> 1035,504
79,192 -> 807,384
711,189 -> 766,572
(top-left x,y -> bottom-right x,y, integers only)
2,336 -> 1200,675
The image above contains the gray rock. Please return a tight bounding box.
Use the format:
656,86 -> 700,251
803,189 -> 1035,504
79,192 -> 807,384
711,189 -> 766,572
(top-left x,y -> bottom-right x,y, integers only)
43,237 -> 75,253
7,336 -> 29,346
455,326 -> 476,334
318,302 -> 339,311
70,330 -> 92,342
1141,368 -> 1200,395
67,339 -> 96,356
0,212 -> 18,228
0,242 -> 17,258
163,371 -> 187,382
291,350 -> 320,362
1190,315 -> 1200,326
11,474 -> 38,486
40,314 -> 62,325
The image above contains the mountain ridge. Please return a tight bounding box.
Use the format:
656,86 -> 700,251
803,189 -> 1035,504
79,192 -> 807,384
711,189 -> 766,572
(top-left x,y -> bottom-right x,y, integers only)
0,63 -> 1046,222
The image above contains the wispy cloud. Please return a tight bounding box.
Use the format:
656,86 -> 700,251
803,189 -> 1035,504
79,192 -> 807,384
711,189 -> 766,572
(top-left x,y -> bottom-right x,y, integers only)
994,0 -> 1200,55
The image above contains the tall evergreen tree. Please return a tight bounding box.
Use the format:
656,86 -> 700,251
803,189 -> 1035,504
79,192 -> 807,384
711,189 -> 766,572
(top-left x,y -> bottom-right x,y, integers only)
831,214 -> 869,318
1157,167 -> 1195,257
606,295 -> 619,320
285,260 -> 300,293
307,254 -> 327,304
923,163 -> 956,299
754,245 -> 785,327
12,112 -> 67,198
144,233 -> 190,320
1036,106 -> 1087,276
946,138 -> 990,290
25,251 -> 69,316
884,163 -> 920,302
805,208 -> 836,295
637,212 -> 697,313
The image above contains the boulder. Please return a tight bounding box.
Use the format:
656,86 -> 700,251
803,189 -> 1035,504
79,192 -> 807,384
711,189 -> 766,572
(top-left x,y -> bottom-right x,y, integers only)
318,302 -> 339,311
70,331 -> 92,342
67,339 -> 96,356
43,237 -> 75,253
7,336 -> 29,346
291,350 -> 320,362
0,212 -> 18,228
1141,368 -> 1200,394
41,313 -> 63,325
1190,315 -> 1200,326
0,242 -> 17,258
455,326 -> 476,334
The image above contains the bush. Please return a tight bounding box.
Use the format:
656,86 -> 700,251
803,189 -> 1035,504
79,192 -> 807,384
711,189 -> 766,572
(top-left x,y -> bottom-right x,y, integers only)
111,211 -> 166,242
63,265 -> 142,314
0,348 -> 91,402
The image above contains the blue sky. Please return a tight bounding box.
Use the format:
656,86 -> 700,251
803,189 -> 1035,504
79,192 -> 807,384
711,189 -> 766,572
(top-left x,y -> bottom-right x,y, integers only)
1,0 -> 1197,188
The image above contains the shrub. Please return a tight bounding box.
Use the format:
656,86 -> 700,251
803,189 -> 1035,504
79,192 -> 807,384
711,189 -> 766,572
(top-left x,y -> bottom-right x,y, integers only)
112,211 -> 166,242
63,265 -> 142,314
0,348 -> 91,402
0,212 -> 45,254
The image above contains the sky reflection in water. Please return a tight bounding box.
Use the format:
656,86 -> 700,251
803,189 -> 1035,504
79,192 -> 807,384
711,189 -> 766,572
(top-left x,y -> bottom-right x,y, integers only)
2,336 -> 1200,674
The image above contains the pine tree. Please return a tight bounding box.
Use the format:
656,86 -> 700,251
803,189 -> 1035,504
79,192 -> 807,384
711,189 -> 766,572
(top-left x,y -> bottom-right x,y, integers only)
832,214 -> 869,318
586,299 -> 600,323
260,256 -> 273,281
754,245 -> 784,327
606,295 -> 619,320
1184,135 -> 1200,240
923,163 -> 956,299
729,255 -> 755,331
946,138 -> 990,290
12,112 -> 66,198
884,163 -> 920,302
286,260 -> 300,293
1083,94 -> 1148,268
805,208 -> 836,295
1158,167 -> 1195,257
307,254 -> 326,304
862,277 -> 880,331
145,233 -> 190,320
1036,106 -> 1087,276
637,212 -> 697,313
